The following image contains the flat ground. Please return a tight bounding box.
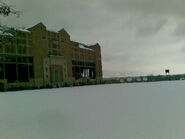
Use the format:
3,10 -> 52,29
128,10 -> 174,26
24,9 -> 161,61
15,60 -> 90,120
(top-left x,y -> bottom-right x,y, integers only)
0,81 -> 185,139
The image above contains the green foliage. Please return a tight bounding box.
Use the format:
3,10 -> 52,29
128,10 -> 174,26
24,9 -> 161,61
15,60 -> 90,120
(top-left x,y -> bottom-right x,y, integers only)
0,2 -> 19,16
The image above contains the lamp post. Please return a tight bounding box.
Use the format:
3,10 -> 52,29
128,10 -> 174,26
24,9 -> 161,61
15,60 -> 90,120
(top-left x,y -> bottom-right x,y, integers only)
165,69 -> 170,80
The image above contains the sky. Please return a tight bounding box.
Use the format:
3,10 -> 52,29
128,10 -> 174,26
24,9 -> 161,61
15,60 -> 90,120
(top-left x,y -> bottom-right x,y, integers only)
1,0 -> 185,77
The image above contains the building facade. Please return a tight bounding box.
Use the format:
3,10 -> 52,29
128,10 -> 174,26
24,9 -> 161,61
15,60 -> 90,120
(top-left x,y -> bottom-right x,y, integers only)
0,23 -> 103,90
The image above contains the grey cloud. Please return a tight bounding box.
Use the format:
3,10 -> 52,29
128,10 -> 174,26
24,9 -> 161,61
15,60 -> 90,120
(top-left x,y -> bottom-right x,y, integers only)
103,51 -> 132,63
181,46 -> 185,53
173,23 -> 185,37
2,0 -> 185,77
102,0 -> 185,17
135,19 -> 166,37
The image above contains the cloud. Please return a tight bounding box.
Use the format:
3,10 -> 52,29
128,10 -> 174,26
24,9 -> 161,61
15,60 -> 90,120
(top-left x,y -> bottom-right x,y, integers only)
2,0 -> 185,77
102,0 -> 185,17
135,19 -> 166,37
173,23 -> 185,37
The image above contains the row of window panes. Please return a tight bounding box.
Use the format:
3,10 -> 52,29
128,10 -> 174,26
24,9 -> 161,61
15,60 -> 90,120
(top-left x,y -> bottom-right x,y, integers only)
48,50 -> 61,56
18,46 -> 27,54
75,54 -> 94,60
15,31 -> 27,38
0,37 -> 27,45
5,45 -> 15,53
0,56 -> 33,63
72,61 -> 95,67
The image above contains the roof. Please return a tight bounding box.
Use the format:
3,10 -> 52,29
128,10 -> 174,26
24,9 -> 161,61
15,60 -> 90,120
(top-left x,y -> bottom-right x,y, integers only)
28,22 -> 46,30
0,30 -> 14,37
86,43 -> 98,46
72,40 -> 98,47
0,26 -> 13,37
47,29 -> 58,33
72,41 -> 95,51
78,44 -> 94,51
0,25 -> 31,37
14,27 -> 31,33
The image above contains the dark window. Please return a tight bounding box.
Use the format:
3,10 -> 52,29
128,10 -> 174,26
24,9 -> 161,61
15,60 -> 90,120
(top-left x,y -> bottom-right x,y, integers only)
29,57 -> 33,63
5,64 -> 17,83
23,57 -> 28,63
18,64 -> 29,82
17,57 -> 22,62
29,65 -> 34,78
42,36 -> 46,40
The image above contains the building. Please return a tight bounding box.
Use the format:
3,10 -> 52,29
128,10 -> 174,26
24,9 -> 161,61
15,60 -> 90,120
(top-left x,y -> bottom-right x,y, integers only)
0,23 -> 103,91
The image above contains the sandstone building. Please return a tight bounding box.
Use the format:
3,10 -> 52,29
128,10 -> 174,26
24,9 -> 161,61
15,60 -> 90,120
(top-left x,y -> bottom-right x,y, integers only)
0,23 -> 103,90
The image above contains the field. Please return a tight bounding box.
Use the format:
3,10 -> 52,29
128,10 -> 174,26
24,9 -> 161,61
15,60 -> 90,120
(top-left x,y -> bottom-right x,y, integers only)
0,81 -> 185,139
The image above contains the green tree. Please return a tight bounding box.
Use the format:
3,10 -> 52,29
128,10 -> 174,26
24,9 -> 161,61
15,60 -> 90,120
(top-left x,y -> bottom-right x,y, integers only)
0,2 -> 19,16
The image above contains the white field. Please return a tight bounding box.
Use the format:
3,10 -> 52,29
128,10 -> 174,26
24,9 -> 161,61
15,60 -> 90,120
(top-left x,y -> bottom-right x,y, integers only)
1,81 -> 185,139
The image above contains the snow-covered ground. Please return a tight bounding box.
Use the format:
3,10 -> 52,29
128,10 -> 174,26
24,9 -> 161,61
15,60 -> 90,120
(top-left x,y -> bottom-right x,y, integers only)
1,81 -> 185,139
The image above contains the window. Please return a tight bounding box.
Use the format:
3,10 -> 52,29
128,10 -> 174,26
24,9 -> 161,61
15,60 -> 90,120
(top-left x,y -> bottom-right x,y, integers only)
23,57 -> 28,63
49,50 -> 60,56
5,45 -> 15,53
51,40 -> 59,48
28,40 -> 32,45
80,55 -> 84,59
18,46 -> 27,54
75,53 -> 79,59
17,32 -> 26,37
42,36 -> 46,40
17,57 -> 22,62
29,57 -> 33,63
29,65 -> 34,78
17,39 -> 27,45
52,50 -> 58,55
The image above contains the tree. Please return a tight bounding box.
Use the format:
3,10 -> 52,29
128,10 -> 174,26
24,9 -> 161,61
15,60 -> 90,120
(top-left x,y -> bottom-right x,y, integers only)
0,2 -> 19,16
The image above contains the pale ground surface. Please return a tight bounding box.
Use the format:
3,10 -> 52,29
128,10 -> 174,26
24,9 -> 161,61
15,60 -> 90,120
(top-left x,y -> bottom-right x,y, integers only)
0,81 -> 185,139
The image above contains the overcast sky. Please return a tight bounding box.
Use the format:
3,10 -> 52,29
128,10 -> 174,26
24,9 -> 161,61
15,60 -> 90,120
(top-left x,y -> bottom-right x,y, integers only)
1,0 -> 185,77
